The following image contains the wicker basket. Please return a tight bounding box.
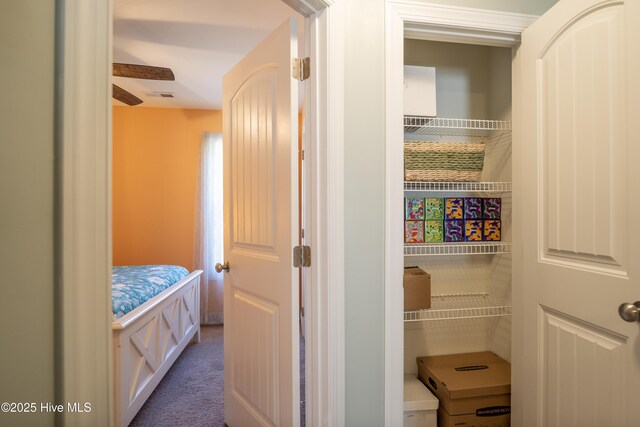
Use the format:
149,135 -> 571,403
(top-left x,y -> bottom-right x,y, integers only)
404,141 -> 485,182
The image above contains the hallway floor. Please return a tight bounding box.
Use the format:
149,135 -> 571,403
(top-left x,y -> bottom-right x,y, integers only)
129,324 -> 305,427
130,325 -> 224,427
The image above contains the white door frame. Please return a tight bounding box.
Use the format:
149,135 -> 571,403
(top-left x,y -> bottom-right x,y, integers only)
56,1 -> 114,425
302,2 -> 346,425
56,0 -> 345,426
384,2 -> 535,426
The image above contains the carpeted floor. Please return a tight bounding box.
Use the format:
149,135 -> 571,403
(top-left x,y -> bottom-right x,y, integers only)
129,325 -> 305,427
300,334 -> 306,427
129,325 -> 225,427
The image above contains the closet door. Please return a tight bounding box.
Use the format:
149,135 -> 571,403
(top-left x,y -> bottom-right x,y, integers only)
516,0 -> 640,425
222,18 -> 300,427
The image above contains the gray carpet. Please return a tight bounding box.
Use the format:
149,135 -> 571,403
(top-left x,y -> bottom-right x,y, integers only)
128,325 -> 305,427
129,325 -> 225,427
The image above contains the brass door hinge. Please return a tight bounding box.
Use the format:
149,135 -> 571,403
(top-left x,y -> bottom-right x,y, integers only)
292,57 -> 310,81
293,245 -> 311,268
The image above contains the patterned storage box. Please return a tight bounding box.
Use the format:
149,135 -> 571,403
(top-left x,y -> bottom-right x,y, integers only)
444,220 -> 464,242
404,141 -> 486,182
426,198 -> 444,220
464,197 -> 482,219
465,219 -> 483,241
445,198 -> 464,220
425,220 -> 444,243
405,220 -> 425,243
405,197 -> 426,220
483,219 -> 501,241
483,198 -> 502,219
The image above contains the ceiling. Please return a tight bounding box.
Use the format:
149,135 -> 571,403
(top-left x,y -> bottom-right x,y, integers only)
113,0 -> 303,110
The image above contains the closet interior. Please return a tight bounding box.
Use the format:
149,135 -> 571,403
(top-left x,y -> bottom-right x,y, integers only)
404,39 -> 512,374
402,38 -> 514,426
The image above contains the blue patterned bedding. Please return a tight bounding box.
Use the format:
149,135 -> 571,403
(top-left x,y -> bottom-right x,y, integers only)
112,265 -> 190,320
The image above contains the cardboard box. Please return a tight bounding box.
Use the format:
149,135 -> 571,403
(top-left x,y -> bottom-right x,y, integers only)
444,220 -> 464,242
404,267 -> 431,310
482,198 -> 502,219
426,198 -> 444,220
483,219 -> 501,241
417,352 -> 511,427
437,407 -> 510,427
445,198 -> 464,220
402,374 -> 438,427
464,197 -> 482,219
404,65 -> 437,117
404,374 -> 438,427
405,220 -> 425,244
425,220 -> 444,243
465,219 -> 483,241
405,197 -> 426,220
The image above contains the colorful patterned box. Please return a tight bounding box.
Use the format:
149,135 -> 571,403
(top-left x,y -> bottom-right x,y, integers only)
426,198 -> 444,220
483,198 -> 502,219
465,219 -> 483,241
483,219 -> 502,241
425,220 -> 444,243
445,198 -> 464,220
405,197 -> 425,220
464,197 -> 483,219
444,220 -> 464,242
405,220 -> 425,243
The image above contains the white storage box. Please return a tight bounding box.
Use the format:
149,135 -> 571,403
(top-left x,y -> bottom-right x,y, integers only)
404,374 -> 439,427
404,65 -> 437,117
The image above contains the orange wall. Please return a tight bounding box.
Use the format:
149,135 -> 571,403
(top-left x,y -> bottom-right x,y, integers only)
112,106 -> 222,270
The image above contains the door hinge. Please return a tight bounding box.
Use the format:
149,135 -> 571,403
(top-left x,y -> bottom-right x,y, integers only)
293,245 -> 311,268
292,57 -> 310,81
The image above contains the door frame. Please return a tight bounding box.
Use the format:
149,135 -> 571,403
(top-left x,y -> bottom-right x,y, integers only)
384,2 -> 536,426
56,0 -> 345,426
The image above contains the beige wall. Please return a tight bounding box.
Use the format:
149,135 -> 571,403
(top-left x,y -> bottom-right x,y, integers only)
405,39 -> 492,119
0,2 -> 56,426
404,39 -> 512,120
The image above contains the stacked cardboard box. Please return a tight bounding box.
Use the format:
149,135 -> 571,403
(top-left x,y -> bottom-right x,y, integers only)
417,352 -> 511,427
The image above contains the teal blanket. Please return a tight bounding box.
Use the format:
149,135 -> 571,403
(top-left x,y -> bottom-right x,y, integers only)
112,265 -> 189,320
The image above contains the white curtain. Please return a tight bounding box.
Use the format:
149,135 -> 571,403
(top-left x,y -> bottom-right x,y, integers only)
194,132 -> 224,324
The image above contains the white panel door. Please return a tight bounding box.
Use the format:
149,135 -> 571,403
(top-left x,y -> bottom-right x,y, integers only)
517,0 -> 640,425
222,18 -> 299,427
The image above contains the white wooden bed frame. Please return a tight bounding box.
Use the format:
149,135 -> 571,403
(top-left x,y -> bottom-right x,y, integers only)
112,270 -> 203,427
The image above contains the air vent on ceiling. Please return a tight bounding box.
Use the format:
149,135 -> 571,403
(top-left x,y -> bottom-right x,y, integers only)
146,91 -> 174,98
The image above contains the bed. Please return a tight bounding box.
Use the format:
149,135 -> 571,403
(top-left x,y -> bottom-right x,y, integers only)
111,265 -> 203,427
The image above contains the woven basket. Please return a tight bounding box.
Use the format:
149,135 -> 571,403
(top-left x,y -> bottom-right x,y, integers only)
404,141 -> 485,182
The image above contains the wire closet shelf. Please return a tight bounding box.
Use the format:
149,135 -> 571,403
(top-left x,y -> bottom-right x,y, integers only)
404,242 -> 512,256
404,116 -> 512,138
404,294 -> 512,321
404,181 -> 512,193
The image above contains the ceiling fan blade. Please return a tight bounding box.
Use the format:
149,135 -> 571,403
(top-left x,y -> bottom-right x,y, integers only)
113,63 -> 175,81
112,84 -> 143,106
